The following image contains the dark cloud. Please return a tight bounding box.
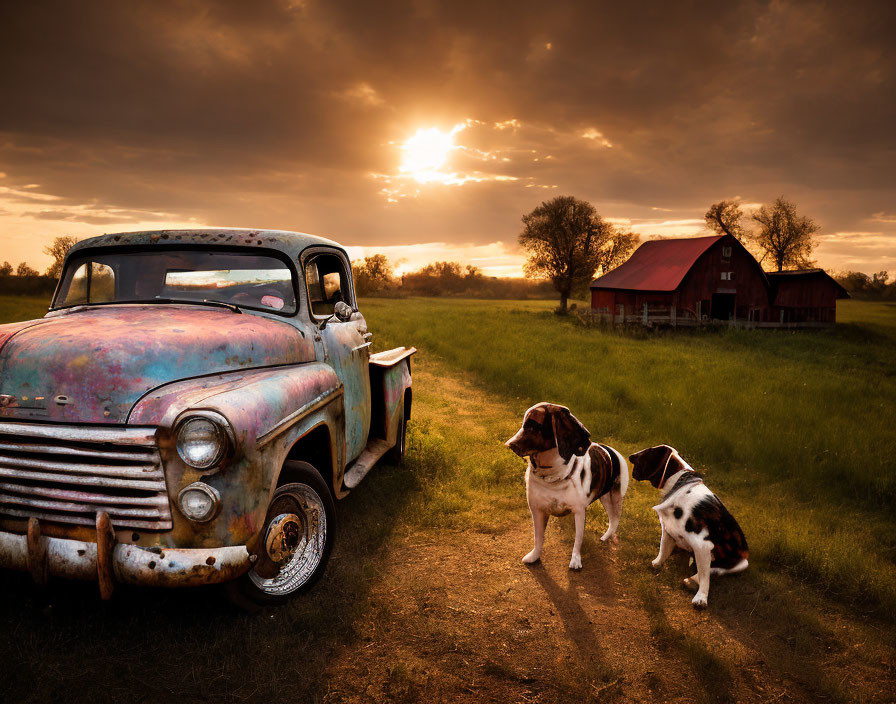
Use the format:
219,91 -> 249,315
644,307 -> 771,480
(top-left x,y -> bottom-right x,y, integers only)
0,0 -> 893,256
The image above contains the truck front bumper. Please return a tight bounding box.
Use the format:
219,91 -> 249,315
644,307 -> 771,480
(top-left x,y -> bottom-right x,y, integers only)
0,514 -> 251,598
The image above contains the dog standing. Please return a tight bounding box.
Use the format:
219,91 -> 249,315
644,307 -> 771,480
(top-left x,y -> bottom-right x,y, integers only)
505,403 -> 629,570
629,444 -> 749,608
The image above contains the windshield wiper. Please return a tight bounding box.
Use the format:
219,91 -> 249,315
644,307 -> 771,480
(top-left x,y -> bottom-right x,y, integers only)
200,299 -> 242,314
116,298 -> 242,314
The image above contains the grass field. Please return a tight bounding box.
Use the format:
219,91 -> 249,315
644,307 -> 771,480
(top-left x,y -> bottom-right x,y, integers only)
0,294 -> 50,323
0,295 -> 894,703
364,298 -> 896,622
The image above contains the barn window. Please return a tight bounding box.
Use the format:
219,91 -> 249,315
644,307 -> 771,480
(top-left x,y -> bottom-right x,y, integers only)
722,246 -> 732,258
720,271 -> 734,281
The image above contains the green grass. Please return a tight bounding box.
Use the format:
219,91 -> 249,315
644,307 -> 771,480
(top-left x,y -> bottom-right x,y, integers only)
363,297 -> 896,621
0,295 -> 50,324
0,295 -> 893,702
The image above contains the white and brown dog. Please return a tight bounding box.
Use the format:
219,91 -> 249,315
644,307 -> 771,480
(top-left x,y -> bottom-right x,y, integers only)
505,403 -> 628,570
629,444 -> 749,608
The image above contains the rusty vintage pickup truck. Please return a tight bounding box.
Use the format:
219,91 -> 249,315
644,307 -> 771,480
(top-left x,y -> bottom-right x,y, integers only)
0,228 -> 414,604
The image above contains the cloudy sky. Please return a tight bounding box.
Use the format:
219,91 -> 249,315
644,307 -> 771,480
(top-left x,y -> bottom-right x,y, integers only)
1,0 -> 894,276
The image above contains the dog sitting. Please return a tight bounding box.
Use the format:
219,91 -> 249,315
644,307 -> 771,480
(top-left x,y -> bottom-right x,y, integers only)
505,403 -> 629,570
629,444 -> 749,608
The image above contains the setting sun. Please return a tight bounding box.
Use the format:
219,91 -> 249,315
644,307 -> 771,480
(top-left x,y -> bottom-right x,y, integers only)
399,125 -> 463,182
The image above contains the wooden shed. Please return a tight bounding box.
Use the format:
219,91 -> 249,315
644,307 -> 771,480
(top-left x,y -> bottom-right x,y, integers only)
767,269 -> 849,324
590,234 -> 772,324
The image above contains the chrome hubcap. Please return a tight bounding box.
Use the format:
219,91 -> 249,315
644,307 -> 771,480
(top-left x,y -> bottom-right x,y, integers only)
249,485 -> 326,596
264,513 -> 302,563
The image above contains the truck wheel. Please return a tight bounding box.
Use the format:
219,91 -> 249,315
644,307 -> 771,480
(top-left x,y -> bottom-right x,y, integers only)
385,407 -> 407,465
227,462 -> 336,607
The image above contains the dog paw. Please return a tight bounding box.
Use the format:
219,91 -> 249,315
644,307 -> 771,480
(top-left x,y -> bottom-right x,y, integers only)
600,531 -> 618,544
522,551 -> 541,564
692,593 -> 708,609
651,558 -> 663,570
569,554 -> 582,570
682,576 -> 699,590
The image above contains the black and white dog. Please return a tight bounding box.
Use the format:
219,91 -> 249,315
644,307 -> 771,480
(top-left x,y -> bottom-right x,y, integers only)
505,403 -> 629,570
629,444 -> 749,608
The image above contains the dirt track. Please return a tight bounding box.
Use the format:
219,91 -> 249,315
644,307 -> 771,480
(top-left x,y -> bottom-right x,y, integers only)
317,523 -> 895,703
1,357 -> 894,704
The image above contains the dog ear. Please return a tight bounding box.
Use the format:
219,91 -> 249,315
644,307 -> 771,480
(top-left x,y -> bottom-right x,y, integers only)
551,407 -> 591,461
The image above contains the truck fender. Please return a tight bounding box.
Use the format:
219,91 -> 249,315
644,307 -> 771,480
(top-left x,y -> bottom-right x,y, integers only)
128,363 -> 344,547
369,347 -> 416,446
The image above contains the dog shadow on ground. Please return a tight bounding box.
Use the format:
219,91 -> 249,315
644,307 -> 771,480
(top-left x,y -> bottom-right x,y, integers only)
638,553 -> 864,703
698,568 -> 862,702
523,539 -> 619,689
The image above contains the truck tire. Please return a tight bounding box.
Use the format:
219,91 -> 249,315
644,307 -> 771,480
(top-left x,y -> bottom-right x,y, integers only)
385,405 -> 407,465
227,461 -> 336,607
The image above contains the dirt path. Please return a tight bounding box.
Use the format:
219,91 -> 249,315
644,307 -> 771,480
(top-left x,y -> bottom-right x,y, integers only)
316,358 -> 896,704
1,356 -> 893,704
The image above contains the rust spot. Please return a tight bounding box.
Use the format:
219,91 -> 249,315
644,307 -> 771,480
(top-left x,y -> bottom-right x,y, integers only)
205,556 -> 216,565
148,561 -> 156,569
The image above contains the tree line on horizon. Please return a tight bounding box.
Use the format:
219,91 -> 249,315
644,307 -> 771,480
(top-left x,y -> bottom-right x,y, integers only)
2,224 -> 892,304
352,256 -> 556,299
0,235 -> 79,296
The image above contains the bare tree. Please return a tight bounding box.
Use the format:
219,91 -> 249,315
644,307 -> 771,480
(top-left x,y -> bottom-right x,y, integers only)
705,200 -> 748,242
43,235 -> 79,280
0,261 -> 12,277
520,195 -> 638,314
751,197 -> 819,271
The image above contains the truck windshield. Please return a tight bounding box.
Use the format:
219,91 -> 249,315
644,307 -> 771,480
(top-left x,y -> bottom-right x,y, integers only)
53,249 -> 297,314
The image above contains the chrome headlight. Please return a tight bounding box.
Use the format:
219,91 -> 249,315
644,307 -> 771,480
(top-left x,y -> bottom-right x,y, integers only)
175,414 -> 230,469
178,482 -> 221,522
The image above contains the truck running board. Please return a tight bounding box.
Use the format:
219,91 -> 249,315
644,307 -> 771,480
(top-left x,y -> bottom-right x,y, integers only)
342,438 -> 393,489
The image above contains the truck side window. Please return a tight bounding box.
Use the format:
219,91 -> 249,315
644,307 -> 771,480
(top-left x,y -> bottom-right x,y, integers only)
305,254 -> 351,317
63,262 -> 116,304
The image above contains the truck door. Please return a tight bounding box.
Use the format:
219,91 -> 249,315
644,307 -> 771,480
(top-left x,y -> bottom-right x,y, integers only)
303,251 -> 371,462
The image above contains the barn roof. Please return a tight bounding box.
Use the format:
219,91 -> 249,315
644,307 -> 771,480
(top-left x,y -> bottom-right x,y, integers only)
590,235 -> 723,291
767,269 -> 850,299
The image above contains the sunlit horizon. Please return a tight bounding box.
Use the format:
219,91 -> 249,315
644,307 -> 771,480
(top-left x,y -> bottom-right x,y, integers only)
1,0 -> 893,279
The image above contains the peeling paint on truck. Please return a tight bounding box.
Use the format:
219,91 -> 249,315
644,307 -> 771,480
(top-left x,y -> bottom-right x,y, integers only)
0,228 -> 414,597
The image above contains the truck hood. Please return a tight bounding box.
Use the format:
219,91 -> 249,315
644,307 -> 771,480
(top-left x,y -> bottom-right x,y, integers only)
0,305 -> 314,424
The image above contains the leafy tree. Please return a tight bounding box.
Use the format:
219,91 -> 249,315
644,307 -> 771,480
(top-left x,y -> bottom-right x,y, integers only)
352,254 -> 395,296
0,261 -> 12,277
44,235 -> 79,279
16,262 -> 39,277
519,195 -> 638,314
751,197 -> 819,271
836,270 -> 894,300
597,229 -> 639,276
705,200 -> 748,242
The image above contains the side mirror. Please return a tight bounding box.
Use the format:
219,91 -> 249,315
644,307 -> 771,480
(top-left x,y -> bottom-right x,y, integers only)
334,301 -> 354,322
319,301 -> 355,330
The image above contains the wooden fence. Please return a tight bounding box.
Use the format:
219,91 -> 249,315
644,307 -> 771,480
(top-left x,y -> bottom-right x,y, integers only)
579,304 -> 834,329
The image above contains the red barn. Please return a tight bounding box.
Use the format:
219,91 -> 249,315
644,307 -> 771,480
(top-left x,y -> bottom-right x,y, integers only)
590,235 -> 771,323
767,269 -> 849,324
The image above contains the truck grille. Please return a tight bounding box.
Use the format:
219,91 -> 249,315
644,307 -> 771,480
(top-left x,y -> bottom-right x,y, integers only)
0,422 -> 172,531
